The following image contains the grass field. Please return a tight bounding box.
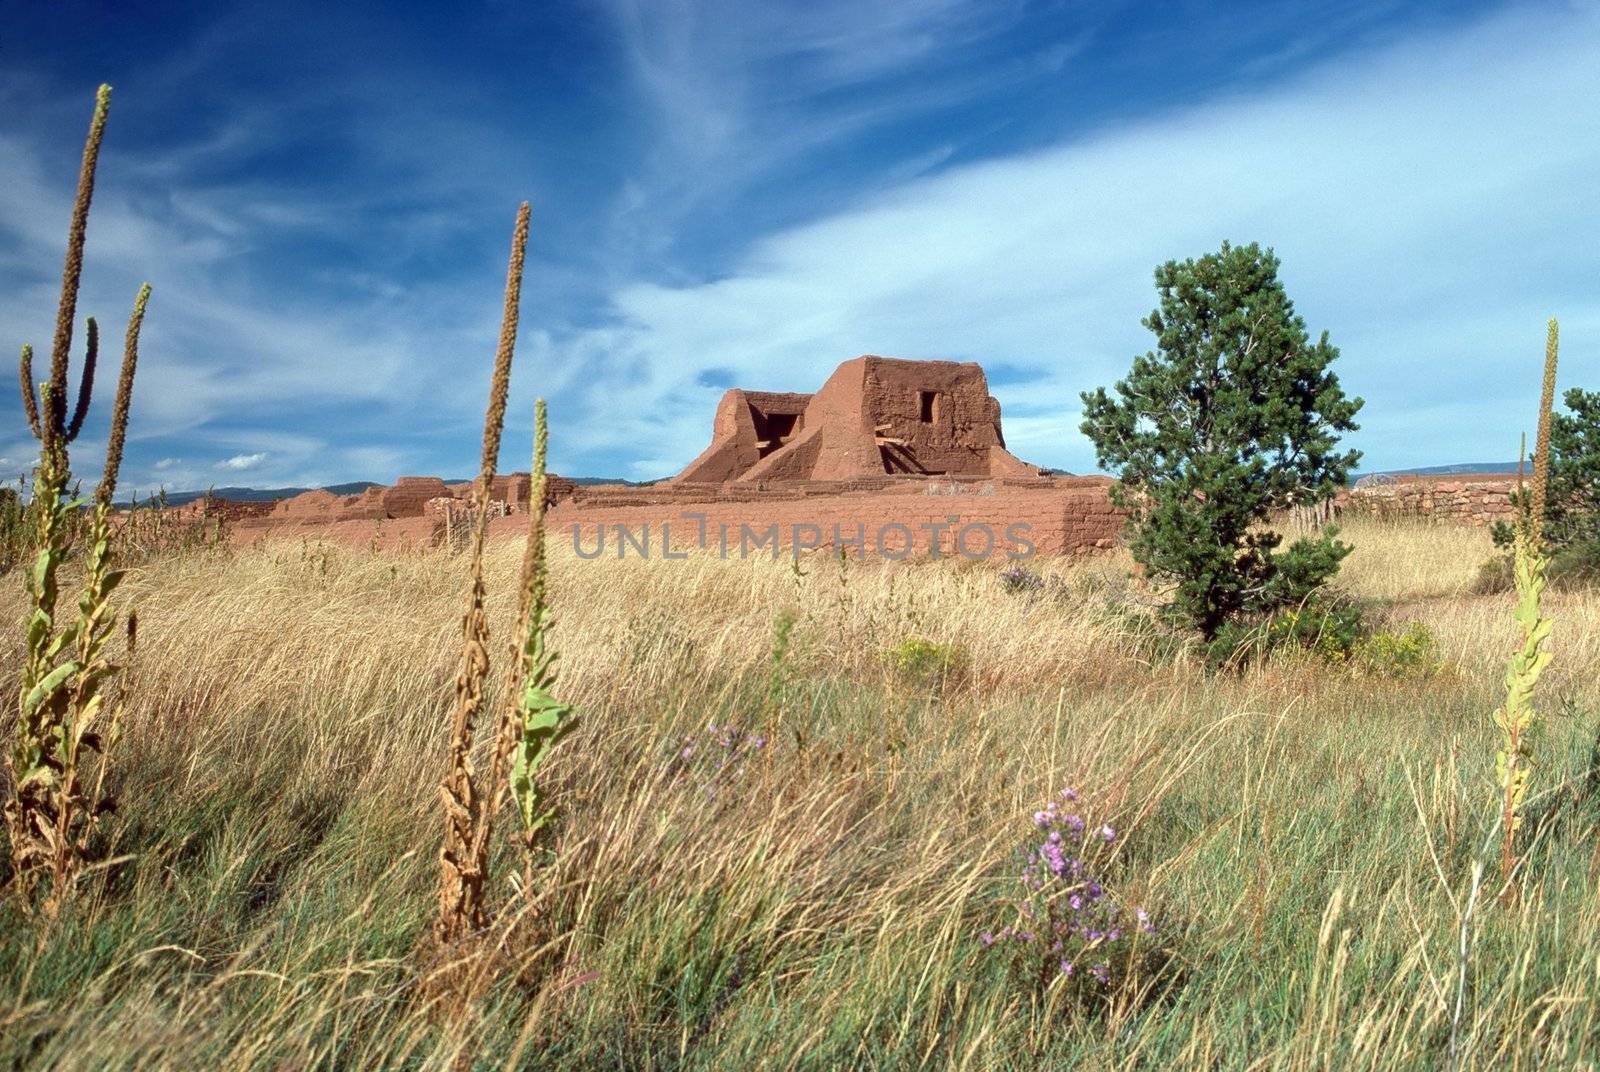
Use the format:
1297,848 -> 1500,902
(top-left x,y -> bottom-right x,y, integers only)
3,516 -> 1599,1070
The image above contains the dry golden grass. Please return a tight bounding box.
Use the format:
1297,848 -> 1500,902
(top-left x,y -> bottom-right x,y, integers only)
2,518 -> 1599,1069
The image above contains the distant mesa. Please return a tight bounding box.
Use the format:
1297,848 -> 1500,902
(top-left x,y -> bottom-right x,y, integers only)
672,356 -> 1046,483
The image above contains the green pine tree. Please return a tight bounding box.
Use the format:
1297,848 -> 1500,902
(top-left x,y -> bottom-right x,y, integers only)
1080,241 -> 1363,640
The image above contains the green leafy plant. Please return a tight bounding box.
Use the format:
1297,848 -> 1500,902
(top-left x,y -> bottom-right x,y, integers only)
1205,593 -> 1366,669
1353,622 -> 1444,678
5,84 -> 151,911
1080,241 -> 1363,640
883,635 -> 968,692
766,609 -> 797,718
501,399 -> 576,890
1492,319 -> 1560,901
1207,592 -> 1443,678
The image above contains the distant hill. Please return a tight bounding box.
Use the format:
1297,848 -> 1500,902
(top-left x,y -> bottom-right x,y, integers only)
117,475 -> 656,509
118,482 -> 382,508
1355,461 -> 1520,480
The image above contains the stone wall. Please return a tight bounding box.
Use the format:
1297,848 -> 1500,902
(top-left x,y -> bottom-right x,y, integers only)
1340,476 -> 1518,525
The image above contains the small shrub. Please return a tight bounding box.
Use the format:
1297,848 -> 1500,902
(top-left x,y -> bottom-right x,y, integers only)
1353,621 -> 1444,678
1207,596 -> 1441,677
883,635 -> 969,691
0,480 -> 28,576
1548,539 -> 1600,587
1472,553 -> 1515,595
982,788 -> 1160,1008
1206,594 -> 1366,669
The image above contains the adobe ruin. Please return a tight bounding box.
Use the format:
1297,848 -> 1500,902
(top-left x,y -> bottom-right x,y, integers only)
673,356 -> 1044,483
218,355 -> 1127,557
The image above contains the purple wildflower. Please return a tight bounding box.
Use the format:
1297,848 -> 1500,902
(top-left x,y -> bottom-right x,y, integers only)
981,786 -> 1155,998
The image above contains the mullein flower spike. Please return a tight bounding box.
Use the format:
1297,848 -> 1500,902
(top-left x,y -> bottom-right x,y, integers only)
1494,318 -> 1559,900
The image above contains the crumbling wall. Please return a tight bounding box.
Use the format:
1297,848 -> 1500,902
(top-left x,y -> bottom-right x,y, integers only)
674,390 -> 813,482
1341,476 -> 1519,525
265,469 -> 575,528
381,477 -> 450,517
672,356 -> 1043,484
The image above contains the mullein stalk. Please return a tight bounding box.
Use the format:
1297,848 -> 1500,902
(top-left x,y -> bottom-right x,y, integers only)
494,400 -> 575,894
46,287 -> 149,902
6,388 -> 76,891
6,85 -> 149,909
435,202 -> 530,947
49,85 -> 111,436
1493,319 -> 1559,900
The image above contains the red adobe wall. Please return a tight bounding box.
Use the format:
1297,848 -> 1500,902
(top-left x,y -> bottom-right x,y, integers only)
542,477 -> 1123,559
672,356 -> 1043,484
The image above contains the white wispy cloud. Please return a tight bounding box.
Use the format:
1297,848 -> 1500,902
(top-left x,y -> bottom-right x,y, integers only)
217,452 -> 268,471
554,1 -> 1600,477
597,0 -> 1075,268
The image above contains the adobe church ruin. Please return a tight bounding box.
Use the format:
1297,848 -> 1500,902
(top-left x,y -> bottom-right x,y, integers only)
235,355 -> 1126,557
543,355 -> 1122,558
673,356 -> 1043,483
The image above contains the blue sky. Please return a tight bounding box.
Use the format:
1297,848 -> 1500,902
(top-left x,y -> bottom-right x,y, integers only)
2,0 -> 1597,490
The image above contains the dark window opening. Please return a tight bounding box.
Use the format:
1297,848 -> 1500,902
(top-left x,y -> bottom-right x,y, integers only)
751,409 -> 800,458
919,391 -> 939,423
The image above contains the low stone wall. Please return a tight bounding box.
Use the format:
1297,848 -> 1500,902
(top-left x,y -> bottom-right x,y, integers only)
1341,477 -> 1518,525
